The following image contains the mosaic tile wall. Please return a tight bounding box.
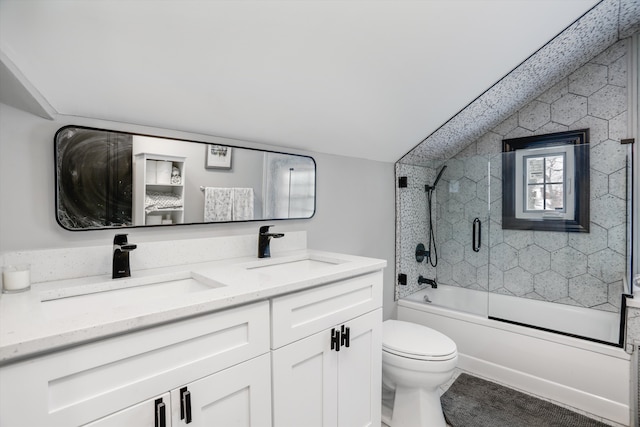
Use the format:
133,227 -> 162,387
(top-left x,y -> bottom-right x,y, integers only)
395,162 -> 437,298
396,38 -> 632,313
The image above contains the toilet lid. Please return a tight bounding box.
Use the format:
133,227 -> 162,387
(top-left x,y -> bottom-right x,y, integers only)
382,320 -> 457,360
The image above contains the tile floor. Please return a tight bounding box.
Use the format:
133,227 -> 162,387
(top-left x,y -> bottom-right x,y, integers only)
382,368 -> 627,427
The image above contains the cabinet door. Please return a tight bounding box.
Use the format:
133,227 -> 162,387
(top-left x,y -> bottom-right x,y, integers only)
272,327 -> 338,427
171,353 -> 271,427
84,392 -> 171,427
337,309 -> 382,427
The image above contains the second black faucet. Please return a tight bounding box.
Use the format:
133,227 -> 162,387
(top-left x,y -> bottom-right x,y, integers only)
258,225 -> 285,258
113,234 -> 137,279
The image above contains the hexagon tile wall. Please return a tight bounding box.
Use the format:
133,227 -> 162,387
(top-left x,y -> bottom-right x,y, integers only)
395,0 -> 638,315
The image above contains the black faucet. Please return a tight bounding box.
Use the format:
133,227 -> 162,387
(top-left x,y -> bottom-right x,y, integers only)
418,275 -> 437,288
258,225 -> 285,258
112,234 -> 137,279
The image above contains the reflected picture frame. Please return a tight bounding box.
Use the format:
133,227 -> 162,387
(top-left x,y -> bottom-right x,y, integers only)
205,144 -> 232,169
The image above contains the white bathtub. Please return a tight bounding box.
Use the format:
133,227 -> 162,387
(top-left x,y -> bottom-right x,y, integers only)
398,285 -> 631,426
403,284 -> 620,343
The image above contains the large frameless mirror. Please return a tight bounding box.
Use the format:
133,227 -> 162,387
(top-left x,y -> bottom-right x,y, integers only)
55,126 -> 316,230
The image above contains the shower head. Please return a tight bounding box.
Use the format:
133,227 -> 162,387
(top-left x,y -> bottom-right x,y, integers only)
433,165 -> 447,187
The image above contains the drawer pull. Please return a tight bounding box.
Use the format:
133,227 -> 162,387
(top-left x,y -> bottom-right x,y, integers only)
330,328 -> 341,351
155,398 -> 166,427
340,325 -> 350,348
180,387 -> 192,424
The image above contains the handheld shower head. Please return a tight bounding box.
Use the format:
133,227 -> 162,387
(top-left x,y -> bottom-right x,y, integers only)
433,165 -> 447,187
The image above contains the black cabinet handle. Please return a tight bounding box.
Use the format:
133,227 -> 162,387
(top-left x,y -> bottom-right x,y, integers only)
331,328 -> 341,351
180,387 -> 192,424
155,398 -> 166,427
340,325 -> 350,348
473,218 -> 481,252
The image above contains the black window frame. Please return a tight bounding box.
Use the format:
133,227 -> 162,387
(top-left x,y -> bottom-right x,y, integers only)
502,129 -> 590,233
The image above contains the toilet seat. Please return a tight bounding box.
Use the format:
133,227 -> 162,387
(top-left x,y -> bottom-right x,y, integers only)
383,320 -> 457,361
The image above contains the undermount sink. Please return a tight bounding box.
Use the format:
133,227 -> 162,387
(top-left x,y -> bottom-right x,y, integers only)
39,271 -> 225,316
243,255 -> 346,276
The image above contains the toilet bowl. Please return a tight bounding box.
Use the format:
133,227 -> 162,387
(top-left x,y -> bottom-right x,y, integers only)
382,320 -> 457,427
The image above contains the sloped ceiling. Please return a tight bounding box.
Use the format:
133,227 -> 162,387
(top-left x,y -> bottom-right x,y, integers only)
0,0 -> 604,162
401,0 -> 640,165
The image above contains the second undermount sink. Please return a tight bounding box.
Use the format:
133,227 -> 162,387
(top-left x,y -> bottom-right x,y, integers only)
243,255 -> 347,276
39,271 -> 225,316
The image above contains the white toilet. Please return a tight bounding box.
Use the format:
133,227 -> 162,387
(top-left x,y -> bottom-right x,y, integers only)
382,320 -> 458,427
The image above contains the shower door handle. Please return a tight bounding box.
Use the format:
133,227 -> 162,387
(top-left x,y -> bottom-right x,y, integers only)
473,218 -> 481,252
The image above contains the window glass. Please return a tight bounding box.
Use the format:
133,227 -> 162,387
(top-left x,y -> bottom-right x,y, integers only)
546,155 -> 564,182
547,184 -> 564,210
524,153 -> 565,212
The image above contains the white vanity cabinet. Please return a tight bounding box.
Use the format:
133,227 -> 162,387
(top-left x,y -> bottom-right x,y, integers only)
0,301 -> 270,427
169,353 -> 271,427
84,393 -> 171,427
271,272 -> 383,427
85,354 -> 272,427
0,254 -> 385,427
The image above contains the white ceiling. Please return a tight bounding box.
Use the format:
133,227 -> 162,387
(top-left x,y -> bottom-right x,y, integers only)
0,0 -> 600,162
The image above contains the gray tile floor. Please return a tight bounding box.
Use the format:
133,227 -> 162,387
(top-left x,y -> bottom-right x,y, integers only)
382,368 -> 626,427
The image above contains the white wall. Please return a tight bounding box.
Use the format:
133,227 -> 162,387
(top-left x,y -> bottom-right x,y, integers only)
0,102 -> 397,319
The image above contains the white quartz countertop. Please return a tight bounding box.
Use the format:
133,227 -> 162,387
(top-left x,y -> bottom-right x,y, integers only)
0,249 -> 386,364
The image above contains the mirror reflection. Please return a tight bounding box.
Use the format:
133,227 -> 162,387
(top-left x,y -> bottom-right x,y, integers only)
55,126 -> 316,230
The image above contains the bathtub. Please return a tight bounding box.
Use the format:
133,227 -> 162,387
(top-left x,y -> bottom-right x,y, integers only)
398,285 -> 631,425
404,284 -> 620,343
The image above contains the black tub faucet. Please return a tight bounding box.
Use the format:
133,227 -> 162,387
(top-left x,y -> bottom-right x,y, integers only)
418,275 -> 437,288
113,234 -> 137,279
258,225 -> 285,258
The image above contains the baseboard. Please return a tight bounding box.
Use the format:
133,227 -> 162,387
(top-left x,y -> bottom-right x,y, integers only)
458,353 -> 630,426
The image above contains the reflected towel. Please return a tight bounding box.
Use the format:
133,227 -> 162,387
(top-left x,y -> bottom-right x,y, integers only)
204,187 -> 232,221
233,188 -> 254,221
145,190 -> 183,214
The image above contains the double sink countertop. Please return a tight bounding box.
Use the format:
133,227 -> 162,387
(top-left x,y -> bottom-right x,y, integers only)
0,249 -> 386,365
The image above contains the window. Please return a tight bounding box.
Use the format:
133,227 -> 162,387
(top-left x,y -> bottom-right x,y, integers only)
502,129 -> 589,232
515,145 -> 575,221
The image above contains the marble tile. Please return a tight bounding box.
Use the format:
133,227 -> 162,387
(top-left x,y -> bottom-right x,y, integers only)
490,243 -> 519,271
587,248 -> 626,283
551,247 -> 588,279
588,85 -> 627,119
608,167 -> 628,200
568,274 -> 608,307
519,245 -> 551,274
591,139 -> 628,174
568,223 -> 608,255
535,270 -> 569,301
591,194 -> 626,229
451,261 -> 477,287
533,231 -> 568,252
568,63 -> 609,96
503,229 -> 534,250
570,115 -> 609,145
518,100 -> 551,131
504,267 -> 534,296
551,93 -> 588,125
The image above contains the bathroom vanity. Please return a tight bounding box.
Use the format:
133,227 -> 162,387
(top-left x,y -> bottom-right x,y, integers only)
0,239 -> 385,426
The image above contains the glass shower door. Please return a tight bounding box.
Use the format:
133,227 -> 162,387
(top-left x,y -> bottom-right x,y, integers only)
486,144 -> 631,346
432,155 -> 491,316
